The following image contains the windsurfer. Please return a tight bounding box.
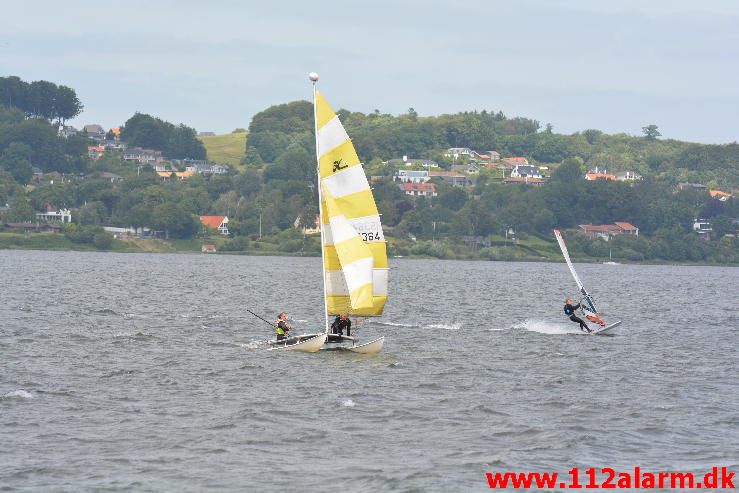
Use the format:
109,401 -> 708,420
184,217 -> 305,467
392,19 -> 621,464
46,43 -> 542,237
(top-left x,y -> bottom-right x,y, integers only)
331,314 -> 352,336
275,312 -> 292,340
564,298 -> 591,333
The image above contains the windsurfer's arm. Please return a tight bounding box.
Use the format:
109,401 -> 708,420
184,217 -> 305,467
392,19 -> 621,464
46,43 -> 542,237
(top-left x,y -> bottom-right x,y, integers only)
572,302 -> 581,310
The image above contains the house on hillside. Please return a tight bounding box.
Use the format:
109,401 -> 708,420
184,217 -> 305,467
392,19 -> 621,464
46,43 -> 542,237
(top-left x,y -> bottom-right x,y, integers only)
429,170 -> 474,187
585,172 -> 616,181
510,164 -> 543,179
201,243 -> 217,253
709,190 -> 732,201
123,147 -> 164,166
385,157 -> 439,168
184,160 -> 230,175
87,145 -> 106,159
399,182 -> 437,197
677,182 -> 708,192
451,163 -> 480,174
579,222 -> 639,240
58,125 -> 79,138
157,171 -> 195,181
615,170 -> 643,182
200,215 -> 229,235
501,157 -> 529,169
83,124 -> 106,140
470,150 -> 500,163
693,219 -> 712,239
36,208 -> 72,223
393,169 -> 430,183
444,148 -> 473,160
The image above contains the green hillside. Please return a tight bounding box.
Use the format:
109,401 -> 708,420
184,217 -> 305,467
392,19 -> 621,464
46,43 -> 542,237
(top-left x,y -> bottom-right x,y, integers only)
198,131 -> 247,171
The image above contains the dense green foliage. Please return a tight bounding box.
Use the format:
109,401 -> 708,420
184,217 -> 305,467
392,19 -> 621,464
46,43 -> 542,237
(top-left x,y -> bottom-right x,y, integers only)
0,76 -> 83,123
121,113 -> 206,160
0,104 -> 91,177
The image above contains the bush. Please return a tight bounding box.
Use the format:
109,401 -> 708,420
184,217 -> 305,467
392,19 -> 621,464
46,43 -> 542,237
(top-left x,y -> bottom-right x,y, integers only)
221,237 -> 249,252
93,232 -> 113,249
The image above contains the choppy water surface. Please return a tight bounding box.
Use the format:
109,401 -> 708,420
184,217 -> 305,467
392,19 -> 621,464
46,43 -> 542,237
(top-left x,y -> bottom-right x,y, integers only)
1,250 -> 738,492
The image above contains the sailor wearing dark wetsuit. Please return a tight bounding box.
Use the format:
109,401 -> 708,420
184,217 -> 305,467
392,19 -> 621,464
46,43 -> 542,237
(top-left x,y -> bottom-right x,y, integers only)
564,298 -> 591,333
331,314 -> 351,336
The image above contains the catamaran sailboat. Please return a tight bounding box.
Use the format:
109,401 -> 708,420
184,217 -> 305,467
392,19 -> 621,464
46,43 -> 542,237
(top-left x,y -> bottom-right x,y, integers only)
270,74 -> 387,353
553,229 -> 621,335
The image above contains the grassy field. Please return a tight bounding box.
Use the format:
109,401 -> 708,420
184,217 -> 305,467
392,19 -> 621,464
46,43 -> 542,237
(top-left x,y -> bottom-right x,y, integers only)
197,131 -> 247,171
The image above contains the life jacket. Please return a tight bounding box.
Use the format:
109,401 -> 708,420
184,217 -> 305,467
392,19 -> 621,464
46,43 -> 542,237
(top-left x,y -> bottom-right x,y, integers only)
276,320 -> 286,335
564,304 -> 574,316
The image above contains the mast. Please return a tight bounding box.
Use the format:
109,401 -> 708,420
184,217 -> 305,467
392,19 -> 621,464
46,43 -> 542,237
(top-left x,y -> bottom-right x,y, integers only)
310,72 -> 330,334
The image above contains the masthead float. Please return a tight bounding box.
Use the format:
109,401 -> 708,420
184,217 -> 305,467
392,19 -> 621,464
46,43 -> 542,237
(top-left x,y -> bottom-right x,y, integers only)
269,73 -> 388,353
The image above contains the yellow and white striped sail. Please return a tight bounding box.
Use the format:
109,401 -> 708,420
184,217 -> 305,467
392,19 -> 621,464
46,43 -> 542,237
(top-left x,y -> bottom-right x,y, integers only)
316,91 -> 387,316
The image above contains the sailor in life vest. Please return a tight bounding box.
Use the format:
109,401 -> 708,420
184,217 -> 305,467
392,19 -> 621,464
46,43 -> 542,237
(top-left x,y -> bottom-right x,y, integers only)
564,298 -> 591,333
275,312 -> 292,340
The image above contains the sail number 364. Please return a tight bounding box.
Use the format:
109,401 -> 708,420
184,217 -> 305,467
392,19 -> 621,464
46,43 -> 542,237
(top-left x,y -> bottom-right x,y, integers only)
361,232 -> 383,241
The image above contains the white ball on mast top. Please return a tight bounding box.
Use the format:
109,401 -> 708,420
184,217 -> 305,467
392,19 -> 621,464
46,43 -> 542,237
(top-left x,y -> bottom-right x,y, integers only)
308,72 -> 319,82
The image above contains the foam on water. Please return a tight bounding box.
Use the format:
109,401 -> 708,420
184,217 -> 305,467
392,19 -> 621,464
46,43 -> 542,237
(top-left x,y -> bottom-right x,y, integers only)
2,390 -> 34,400
425,322 -> 461,330
517,319 -> 585,335
342,399 -> 356,407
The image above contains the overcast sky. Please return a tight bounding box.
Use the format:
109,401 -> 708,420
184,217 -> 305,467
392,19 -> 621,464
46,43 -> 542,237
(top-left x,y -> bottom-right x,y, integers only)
2,0 -> 738,143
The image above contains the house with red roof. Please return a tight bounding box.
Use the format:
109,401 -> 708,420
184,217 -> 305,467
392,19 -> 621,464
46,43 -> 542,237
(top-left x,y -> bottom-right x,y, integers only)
585,172 -> 616,181
501,157 -> 529,169
579,222 -> 639,240
199,215 -> 229,235
87,145 -> 105,159
400,182 -> 437,197
709,190 -> 732,201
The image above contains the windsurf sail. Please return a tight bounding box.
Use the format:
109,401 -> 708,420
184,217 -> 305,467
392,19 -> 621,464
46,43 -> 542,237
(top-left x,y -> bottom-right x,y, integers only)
553,229 -> 605,326
313,89 -> 388,321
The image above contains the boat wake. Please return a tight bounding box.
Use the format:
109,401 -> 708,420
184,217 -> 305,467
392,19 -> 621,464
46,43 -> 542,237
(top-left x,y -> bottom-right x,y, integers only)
375,321 -> 416,328
516,319 -> 584,335
425,322 -> 461,330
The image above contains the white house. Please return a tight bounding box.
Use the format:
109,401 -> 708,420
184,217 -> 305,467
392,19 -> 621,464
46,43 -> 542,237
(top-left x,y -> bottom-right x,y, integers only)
444,147 -> 473,159
510,165 -> 543,179
36,208 -> 72,223
393,169 -> 430,183
615,170 -> 643,181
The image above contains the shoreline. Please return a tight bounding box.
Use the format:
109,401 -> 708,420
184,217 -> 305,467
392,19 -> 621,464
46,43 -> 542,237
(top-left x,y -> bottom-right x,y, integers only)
1,243 -> 736,268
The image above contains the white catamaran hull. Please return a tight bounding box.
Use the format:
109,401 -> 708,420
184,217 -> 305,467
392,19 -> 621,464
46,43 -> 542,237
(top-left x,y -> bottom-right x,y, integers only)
348,336 -> 384,354
269,333 -> 327,352
324,334 -> 384,354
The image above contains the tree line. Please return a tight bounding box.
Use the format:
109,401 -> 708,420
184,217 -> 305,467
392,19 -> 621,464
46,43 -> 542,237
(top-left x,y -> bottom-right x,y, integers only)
0,76 -> 83,124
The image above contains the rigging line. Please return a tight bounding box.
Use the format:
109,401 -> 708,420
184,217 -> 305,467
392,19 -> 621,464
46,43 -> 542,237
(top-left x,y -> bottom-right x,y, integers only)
245,308 -> 276,327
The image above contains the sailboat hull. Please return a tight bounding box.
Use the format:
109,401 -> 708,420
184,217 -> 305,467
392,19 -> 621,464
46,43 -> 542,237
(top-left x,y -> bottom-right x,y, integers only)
269,333 -> 327,352
347,336 -> 384,354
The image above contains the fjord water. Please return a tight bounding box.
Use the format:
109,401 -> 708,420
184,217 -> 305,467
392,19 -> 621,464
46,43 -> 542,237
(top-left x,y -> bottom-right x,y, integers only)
1,250 -> 737,492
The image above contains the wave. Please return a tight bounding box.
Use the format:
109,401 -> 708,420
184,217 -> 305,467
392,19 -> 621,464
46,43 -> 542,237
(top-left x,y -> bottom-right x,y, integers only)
375,321 -> 416,328
96,308 -> 119,316
342,399 -> 356,407
425,322 -> 461,330
517,319 -> 584,335
2,390 -> 34,400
